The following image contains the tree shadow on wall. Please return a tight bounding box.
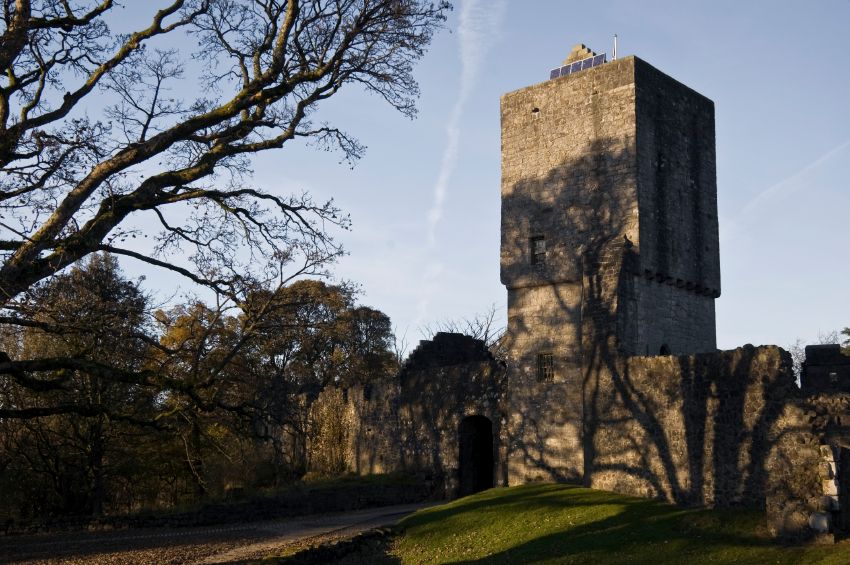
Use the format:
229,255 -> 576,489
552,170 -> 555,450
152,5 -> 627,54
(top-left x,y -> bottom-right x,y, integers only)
501,135 -> 637,484
501,136 -> 800,508
393,336 -> 506,498
583,261 -> 798,507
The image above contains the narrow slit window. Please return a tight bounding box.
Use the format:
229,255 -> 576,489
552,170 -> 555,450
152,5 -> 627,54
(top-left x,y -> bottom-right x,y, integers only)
531,236 -> 546,265
537,353 -> 554,382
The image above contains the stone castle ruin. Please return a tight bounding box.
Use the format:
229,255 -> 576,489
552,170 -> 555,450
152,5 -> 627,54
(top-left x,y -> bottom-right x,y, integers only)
310,45 -> 850,541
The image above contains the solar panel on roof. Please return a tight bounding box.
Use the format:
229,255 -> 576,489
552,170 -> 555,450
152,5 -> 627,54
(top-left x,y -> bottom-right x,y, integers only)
548,53 -> 608,80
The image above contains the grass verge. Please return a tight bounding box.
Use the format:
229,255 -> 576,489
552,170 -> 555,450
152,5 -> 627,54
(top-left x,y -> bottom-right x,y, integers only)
387,483 -> 850,564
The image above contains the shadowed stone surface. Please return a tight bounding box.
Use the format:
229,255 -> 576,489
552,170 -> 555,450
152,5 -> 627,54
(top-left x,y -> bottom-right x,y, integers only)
802,345 -> 850,393
311,333 -> 505,499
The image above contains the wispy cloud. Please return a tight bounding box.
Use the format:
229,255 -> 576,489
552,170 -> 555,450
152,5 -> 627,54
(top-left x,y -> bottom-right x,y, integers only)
722,139 -> 850,244
425,0 -> 507,246
415,0 -> 506,328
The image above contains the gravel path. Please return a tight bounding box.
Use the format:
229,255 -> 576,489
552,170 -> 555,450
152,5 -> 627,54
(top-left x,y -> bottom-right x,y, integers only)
0,503 -> 429,564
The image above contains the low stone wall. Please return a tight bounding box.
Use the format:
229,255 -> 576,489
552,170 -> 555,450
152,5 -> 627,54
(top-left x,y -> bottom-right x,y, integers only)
585,346 -> 814,509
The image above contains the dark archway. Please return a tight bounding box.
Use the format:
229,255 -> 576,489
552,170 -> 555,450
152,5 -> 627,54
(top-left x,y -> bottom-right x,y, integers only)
458,415 -> 494,497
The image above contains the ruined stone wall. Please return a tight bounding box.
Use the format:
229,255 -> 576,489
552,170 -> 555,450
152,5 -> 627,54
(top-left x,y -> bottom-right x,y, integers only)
764,399 -> 822,539
802,345 -> 850,394
578,345 -> 850,540
396,333 -> 506,497
308,341 -> 832,539
307,380 -> 402,478
308,333 -> 506,498
347,380 -> 403,476
309,378 -> 403,478
765,392 -> 850,540
583,345 -> 807,508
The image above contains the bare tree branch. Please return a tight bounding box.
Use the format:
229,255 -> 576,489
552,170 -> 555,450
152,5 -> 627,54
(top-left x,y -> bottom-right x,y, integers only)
0,0 -> 449,303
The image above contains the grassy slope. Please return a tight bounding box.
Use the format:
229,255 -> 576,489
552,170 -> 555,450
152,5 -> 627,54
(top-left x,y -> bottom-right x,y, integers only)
391,484 -> 850,565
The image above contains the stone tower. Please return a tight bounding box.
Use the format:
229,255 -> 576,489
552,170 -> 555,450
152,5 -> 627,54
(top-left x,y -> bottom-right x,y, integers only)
500,47 -> 721,482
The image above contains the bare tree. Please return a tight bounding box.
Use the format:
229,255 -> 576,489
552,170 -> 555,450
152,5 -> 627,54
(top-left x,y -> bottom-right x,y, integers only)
787,329 -> 842,383
420,303 -> 506,361
0,0 -> 450,387
391,324 -> 409,366
0,0 -> 449,299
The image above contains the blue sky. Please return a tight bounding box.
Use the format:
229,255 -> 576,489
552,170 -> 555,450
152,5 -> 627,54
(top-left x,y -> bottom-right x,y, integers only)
113,1 -> 850,351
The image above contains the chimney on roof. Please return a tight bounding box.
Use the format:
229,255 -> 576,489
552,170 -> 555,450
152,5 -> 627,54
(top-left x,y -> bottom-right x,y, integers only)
563,44 -> 597,65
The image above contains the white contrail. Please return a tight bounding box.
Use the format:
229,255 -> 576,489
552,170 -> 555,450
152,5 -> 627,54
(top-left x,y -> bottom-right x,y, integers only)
722,139 -> 850,243
416,0 -> 506,327
425,0 -> 507,247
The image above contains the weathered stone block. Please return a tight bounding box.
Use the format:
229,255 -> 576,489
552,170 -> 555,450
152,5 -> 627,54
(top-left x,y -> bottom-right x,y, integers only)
809,512 -> 831,533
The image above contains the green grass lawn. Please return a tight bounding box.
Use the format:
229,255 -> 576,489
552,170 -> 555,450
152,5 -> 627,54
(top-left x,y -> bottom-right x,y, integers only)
389,484 -> 850,565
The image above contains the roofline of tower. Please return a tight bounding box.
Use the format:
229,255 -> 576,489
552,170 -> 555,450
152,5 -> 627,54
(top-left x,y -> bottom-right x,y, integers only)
500,55 -> 712,107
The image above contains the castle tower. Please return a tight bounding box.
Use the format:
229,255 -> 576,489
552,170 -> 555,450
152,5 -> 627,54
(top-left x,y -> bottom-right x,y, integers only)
500,47 -> 720,482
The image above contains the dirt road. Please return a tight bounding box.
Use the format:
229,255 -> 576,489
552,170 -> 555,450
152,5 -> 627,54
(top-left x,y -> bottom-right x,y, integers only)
0,503 -> 429,564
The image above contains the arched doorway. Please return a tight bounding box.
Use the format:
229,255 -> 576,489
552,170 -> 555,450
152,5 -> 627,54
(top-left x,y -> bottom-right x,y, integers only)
458,415 -> 494,497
